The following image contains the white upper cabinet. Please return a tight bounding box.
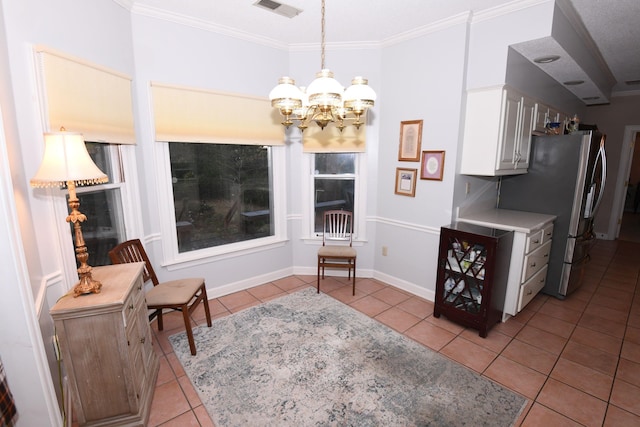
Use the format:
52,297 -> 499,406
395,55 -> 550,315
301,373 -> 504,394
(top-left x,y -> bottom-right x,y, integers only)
460,85 -> 537,176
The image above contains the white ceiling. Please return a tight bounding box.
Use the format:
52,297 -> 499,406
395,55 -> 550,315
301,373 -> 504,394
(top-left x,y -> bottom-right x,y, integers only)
128,0 -> 640,100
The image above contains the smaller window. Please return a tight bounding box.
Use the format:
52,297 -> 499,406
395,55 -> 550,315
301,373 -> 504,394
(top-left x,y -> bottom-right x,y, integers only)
313,153 -> 356,233
73,143 -> 127,266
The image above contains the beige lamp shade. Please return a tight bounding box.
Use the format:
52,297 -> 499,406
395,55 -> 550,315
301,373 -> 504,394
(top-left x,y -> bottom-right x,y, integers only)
30,131 -> 108,188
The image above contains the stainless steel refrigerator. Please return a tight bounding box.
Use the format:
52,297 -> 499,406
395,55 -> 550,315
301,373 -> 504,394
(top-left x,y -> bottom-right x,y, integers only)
497,130 -> 607,298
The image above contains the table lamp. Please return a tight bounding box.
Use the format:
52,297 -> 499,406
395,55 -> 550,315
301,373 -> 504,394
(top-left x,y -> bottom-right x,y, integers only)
30,130 -> 108,297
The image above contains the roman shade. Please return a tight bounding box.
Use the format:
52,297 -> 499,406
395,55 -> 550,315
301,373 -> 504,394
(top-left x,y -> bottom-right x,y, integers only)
302,124 -> 366,153
35,46 -> 136,144
151,83 -> 284,145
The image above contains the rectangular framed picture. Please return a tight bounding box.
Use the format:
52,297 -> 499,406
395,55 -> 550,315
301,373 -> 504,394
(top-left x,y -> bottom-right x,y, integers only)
421,150 -> 445,181
398,120 -> 423,161
394,167 -> 417,197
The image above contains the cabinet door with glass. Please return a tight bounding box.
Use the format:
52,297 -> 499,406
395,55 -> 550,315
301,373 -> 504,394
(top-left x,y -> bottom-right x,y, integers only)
434,223 -> 513,337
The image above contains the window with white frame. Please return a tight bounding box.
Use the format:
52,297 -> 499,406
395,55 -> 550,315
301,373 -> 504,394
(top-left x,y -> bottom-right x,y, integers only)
312,153 -> 357,234
74,142 -> 127,266
167,142 -> 275,253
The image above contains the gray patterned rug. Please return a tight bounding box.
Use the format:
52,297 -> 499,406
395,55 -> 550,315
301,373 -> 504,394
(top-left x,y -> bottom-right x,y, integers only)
169,288 -> 526,426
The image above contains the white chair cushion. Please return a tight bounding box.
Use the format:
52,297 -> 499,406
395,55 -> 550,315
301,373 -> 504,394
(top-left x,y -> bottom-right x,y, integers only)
146,277 -> 204,306
318,246 -> 357,258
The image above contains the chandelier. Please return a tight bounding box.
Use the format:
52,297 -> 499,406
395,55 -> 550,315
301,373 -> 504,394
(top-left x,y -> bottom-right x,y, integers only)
269,0 -> 376,132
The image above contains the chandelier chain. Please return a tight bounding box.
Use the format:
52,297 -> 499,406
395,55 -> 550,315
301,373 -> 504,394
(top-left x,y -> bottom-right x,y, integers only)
320,0 -> 325,70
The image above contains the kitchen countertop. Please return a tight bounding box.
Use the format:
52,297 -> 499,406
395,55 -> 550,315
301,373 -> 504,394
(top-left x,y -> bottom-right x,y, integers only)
457,209 -> 556,234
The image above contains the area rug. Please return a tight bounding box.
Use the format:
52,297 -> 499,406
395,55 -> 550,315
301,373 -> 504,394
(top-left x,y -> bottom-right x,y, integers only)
169,288 -> 527,426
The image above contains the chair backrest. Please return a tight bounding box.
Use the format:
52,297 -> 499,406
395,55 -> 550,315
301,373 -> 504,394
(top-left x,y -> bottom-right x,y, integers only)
322,210 -> 353,246
109,239 -> 159,286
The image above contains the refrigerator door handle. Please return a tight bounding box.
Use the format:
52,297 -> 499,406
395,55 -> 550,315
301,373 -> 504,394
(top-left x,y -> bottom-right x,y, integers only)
585,136 -> 607,218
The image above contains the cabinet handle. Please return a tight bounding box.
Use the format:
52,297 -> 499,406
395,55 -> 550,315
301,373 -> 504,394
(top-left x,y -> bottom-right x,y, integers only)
137,285 -> 142,291
128,304 -> 134,310
530,262 -> 536,267
544,254 -> 549,258
526,289 -> 533,295
140,337 -> 146,344
532,239 -> 539,244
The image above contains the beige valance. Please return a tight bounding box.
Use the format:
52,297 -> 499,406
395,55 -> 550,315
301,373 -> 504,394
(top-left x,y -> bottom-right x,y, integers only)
302,124 -> 366,153
35,46 -> 136,144
151,83 -> 284,145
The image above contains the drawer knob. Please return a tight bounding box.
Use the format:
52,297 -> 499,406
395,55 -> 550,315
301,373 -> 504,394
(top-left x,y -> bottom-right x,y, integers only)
140,337 -> 146,344
530,262 -> 536,267
526,289 -> 533,295
544,254 -> 548,258
532,239 -> 540,244
128,304 -> 134,310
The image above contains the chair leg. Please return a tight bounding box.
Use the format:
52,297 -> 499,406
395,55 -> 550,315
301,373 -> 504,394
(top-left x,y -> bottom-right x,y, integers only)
182,303 -> 197,356
157,309 -> 164,331
352,258 -> 356,296
317,257 -> 321,294
201,285 -> 212,327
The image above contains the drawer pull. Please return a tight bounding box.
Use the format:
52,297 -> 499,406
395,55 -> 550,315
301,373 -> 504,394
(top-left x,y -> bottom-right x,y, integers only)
128,304 -> 134,310
544,254 -> 549,258
140,337 -> 146,344
137,285 -> 142,291
526,289 -> 533,295
532,239 -> 540,244
530,262 -> 536,267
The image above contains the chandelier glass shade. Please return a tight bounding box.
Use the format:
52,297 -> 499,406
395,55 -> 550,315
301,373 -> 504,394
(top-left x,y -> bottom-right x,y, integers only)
269,0 -> 376,132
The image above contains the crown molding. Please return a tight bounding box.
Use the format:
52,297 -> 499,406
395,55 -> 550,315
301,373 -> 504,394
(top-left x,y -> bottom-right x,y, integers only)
130,3 -> 289,50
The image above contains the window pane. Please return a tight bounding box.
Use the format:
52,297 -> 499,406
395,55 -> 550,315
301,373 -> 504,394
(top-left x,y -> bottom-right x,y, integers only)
315,153 -> 355,174
169,143 -> 273,252
76,188 -> 125,266
85,142 -> 114,184
314,178 -> 354,232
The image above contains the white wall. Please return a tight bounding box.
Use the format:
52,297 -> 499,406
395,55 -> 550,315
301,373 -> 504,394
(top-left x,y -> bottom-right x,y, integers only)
374,20 -> 469,298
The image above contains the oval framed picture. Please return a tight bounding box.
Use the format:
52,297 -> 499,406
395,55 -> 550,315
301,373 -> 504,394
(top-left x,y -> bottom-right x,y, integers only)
420,150 -> 445,181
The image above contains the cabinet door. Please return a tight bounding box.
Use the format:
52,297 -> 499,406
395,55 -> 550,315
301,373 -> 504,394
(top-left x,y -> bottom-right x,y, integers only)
534,103 -> 548,133
516,97 -> 536,170
497,90 -> 522,171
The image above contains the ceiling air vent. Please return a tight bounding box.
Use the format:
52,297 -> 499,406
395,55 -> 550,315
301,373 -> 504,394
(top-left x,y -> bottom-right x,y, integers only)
254,0 -> 302,18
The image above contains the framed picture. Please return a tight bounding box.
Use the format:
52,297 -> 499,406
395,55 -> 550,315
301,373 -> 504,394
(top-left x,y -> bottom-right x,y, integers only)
398,120 -> 423,161
421,150 -> 445,181
394,167 -> 417,197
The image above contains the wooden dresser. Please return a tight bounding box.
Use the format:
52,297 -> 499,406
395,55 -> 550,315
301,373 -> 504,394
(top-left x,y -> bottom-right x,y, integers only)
50,263 -> 159,426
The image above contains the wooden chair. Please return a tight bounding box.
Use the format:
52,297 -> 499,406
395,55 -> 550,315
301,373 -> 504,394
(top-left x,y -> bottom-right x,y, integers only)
109,239 -> 211,355
317,210 -> 357,295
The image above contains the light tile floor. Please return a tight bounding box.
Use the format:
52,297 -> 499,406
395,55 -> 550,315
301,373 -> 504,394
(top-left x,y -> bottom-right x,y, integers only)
146,239 -> 640,426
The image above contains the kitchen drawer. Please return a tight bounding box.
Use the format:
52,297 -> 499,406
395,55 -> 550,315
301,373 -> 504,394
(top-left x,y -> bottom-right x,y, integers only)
518,265 -> 547,311
521,240 -> 551,283
524,229 -> 544,253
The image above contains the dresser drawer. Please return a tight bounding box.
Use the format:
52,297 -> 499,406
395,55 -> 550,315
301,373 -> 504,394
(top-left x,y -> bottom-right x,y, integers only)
524,229 -> 544,253
521,240 -> 551,283
518,265 -> 547,311
123,276 -> 145,327
541,223 -> 554,244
